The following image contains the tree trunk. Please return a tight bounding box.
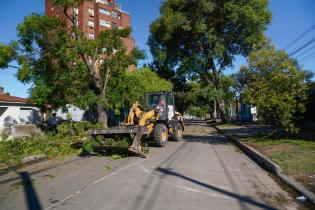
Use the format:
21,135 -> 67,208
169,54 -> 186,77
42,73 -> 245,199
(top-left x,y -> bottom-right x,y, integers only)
215,98 -> 227,123
97,103 -> 108,128
236,97 -> 239,121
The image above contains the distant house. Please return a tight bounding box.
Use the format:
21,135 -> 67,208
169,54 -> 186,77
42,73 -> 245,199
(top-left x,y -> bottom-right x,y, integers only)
0,87 -> 41,137
239,103 -> 257,122
54,105 -> 86,122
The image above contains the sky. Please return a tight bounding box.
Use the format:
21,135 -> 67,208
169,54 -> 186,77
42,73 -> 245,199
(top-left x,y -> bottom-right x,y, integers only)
0,0 -> 314,98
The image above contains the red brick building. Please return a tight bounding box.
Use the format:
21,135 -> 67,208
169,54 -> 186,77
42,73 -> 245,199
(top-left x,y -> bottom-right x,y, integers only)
45,0 -> 135,53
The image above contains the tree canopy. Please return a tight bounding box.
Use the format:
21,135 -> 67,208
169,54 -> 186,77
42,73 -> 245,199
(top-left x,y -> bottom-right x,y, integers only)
149,0 -> 271,121
107,67 -> 173,112
0,1 -> 143,127
238,46 -> 311,132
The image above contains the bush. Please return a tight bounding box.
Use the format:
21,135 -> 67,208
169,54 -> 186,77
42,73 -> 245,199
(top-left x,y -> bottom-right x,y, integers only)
0,121 -> 103,168
57,121 -> 103,137
0,133 -> 78,167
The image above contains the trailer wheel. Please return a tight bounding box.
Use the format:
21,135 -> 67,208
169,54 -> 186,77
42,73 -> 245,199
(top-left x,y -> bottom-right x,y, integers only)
154,123 -> 168,147
172,123 -> 183,141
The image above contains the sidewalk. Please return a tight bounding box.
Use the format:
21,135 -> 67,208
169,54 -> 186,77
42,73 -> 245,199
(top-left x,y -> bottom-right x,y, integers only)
216,123 -> 315,207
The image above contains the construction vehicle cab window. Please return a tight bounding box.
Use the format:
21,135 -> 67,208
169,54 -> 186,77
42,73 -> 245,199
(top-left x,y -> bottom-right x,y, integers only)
90,91 -> 184,157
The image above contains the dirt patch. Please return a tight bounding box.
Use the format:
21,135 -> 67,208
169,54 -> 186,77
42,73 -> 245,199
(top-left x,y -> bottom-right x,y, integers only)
256,191 -> 291,210
251,180 -> 299,210
246,143 -> 295,156
294,174 -> 315,194
263,144 -> 296,155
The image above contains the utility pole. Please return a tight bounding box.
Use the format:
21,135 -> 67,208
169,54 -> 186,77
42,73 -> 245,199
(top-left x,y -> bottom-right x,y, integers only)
214,103 -> 217,122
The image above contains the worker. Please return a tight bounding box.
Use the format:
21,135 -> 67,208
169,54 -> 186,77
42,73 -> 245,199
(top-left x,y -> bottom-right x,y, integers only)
49,113 -> 58,130
157,96 -> 166,111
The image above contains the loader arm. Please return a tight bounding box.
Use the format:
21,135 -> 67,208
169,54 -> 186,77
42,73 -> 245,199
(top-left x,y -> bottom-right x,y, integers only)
125,101 -> 143,126
130,108 -> 158,153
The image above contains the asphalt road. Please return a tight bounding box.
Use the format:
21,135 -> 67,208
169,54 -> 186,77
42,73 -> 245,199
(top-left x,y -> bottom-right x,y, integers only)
0,122 -> 300,210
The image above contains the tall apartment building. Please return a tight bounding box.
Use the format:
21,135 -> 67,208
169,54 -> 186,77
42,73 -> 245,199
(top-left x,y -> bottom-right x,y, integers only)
45,0 -> 135,54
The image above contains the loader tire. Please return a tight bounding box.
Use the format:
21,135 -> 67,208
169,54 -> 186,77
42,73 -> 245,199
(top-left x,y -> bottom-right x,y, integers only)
172,123 -> 183,141
154,123 -> 168,147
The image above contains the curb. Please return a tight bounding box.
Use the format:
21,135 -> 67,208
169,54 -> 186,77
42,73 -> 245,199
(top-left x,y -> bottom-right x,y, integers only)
213,125 -> 315,205
0,154 -> 47,174
22,154 -> 47,164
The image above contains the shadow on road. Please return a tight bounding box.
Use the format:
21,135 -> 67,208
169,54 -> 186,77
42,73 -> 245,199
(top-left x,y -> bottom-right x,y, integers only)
156,167 -> 278,210
19,171 -> 42,210
131,141 -> 191,210
0,157 -> 84,185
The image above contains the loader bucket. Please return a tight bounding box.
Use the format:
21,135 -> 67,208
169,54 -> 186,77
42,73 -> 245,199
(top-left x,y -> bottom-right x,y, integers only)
88,126 -> 148,158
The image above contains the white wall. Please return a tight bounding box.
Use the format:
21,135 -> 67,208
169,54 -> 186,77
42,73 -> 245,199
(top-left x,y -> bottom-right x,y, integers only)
55,105 -> 86,122
0,105 -> 41,130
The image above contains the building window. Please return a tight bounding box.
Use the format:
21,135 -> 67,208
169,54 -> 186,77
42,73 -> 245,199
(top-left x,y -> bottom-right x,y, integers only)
100,19 -> 111,28
88,20 -> 94,28
99,8 -> 110,15
111,11 -> 118,18
111,22 -> 118,29
88,8 -> 94,17
89,33 -> 95,40
118,15 -> 121,20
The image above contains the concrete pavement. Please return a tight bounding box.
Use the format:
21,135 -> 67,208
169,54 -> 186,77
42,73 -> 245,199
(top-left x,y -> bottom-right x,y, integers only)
0,123 -> 300,210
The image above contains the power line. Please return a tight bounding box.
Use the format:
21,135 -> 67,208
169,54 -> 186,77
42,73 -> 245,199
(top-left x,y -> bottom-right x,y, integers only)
295,44 -> 315,59
299,52 -> 315,63
8,65 -> 19,69
289,36 -> 315,56
285,24 -> 315,50
301,56 -> 315,64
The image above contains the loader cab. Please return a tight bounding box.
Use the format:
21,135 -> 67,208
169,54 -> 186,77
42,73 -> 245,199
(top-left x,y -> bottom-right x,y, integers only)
145,92 -> 175,121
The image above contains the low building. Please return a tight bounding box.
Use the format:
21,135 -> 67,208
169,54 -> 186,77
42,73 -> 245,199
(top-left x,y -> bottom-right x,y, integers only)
54,105 -> 86,122
0,87 -> 41,138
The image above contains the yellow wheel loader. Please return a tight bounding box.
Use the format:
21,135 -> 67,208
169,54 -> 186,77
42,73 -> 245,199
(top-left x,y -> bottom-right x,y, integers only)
89,91 -> 184,157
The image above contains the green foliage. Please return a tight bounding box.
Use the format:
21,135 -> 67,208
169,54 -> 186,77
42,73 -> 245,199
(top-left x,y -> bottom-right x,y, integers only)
186,106 -> 207,118
104,164 -> 111,173
182,82 -> 215,116
82,138 -> 100,154
57,121 -> 103,137
303,81 -> 315,123
243,137 -> 315,176
0,134 -> 78,167
100,137 -> 131,147
239,46 -> 309,132
0,133 -> 9,141
0,42 -> 17,68
0,2 -> 143,125
108,67 -> 173,109
177,75 -> 237,117
110,154 -> 122,160
0,122 -> 129,170
149,0 -> 271,121
66,113 -> 73,122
